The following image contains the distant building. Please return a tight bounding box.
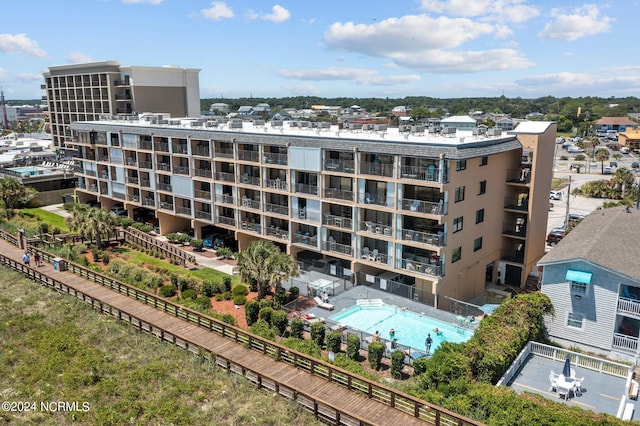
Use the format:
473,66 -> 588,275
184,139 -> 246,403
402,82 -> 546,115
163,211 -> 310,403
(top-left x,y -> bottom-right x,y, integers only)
238,106 -> 254,116
595,117 -> 638,136
42,61 -> 201,149
525,112 -> 544,120
496,118 -> 515,131
209,103 -> 229,113
618,128 -> 640,152
441,115 -> 477,131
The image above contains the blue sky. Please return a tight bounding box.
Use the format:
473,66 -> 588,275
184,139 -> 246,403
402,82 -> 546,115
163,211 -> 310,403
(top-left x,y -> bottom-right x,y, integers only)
1,0 -> 639,100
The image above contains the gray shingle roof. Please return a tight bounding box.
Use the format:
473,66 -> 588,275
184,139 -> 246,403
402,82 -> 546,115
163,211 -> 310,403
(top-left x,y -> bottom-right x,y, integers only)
538,206 -> 640,280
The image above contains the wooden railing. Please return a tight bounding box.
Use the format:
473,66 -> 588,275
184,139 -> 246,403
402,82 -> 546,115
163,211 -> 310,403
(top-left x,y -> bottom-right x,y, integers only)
0,231 -> 482,426
122,227 -> 196,266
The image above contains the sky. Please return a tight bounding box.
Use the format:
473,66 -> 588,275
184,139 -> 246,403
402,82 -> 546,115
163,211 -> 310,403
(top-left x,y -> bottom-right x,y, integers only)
1,0 -> 639,101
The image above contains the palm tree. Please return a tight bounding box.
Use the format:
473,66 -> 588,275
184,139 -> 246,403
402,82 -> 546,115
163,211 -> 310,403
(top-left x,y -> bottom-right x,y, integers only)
66,205 -> 117,248
0,177 -> 37,213
611,168 -> 636,199
236,240 -> 299,300
594,148 -> 610,174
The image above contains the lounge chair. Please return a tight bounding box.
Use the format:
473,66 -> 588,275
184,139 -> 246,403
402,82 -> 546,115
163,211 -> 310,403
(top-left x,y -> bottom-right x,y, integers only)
549,373 -> 558,392
368,248 -> 379,262
314,296 -> 334,310
557,384 -> 571,400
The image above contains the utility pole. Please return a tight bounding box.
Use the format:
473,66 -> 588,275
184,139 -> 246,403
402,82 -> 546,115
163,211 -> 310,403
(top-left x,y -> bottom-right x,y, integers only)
565,176 -> 571,228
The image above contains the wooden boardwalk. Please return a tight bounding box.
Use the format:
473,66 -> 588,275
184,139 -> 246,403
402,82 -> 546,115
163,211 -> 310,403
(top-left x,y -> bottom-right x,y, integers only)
0,236 -> 483,426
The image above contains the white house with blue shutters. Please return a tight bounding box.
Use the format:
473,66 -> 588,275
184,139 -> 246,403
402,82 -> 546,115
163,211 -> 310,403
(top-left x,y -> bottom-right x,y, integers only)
538,206 -> 640,363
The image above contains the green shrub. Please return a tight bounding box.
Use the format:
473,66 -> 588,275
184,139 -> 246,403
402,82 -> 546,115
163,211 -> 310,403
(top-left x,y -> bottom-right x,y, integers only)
310,322 -> 326,348
288,286 -> 300,301
79,256 -> 89,267
232,284 -> 249,296
367,342 -> 385,370
190,239 -> 204,251
412,357 -> 429,376
201,280 -> 216,297
223,276 -> 232,292
271,310 -> 288,335
281,338 -> 321,358
195,296 -> 211,311
214,294 -> 224,301
120,217 -> 134,227
165,233 -> 189,244
390,350 -> 405,379
232,294 -> 246,305
273,288 -> 287,309
159,284 -> 177,297
101,252 -> 110,265
216,248 -> 234,260
331,353 -> 379,382
258,298 -> 273,309
250,320 -> 276,340
289,318 -> 304,339
170,274 -> 179,287
181,289 -> 197,300
259,307 -> 274,326
245,300 -> 260,326
346,334 -> 360,360
222,291 -> 233,300
326,330 -> 342,354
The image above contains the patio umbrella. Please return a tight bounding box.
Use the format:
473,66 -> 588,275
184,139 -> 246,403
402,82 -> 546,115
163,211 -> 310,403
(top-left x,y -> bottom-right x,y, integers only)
562,354 -> 572,378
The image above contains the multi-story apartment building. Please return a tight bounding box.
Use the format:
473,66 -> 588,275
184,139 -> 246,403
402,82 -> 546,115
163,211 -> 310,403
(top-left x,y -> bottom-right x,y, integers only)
69,117 -> 556,309
42,61 -> 200,149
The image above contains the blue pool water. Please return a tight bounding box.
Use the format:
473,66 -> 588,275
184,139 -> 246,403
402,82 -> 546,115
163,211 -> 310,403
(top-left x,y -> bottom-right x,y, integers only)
9,166 -> 52,176
330,303 -> 473,353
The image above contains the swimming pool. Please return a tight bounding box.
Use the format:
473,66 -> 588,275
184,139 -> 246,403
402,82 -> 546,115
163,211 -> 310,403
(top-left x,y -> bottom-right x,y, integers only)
329,302 -> 473,353
8,166 -> 52,176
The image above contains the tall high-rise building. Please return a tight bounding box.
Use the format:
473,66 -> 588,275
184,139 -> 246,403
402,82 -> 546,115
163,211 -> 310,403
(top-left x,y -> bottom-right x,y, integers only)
42,61 -> 200,149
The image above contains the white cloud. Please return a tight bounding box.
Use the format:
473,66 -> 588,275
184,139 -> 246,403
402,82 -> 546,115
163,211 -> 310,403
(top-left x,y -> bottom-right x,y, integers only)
261,5 -> 290,23
281,83 -> 321,96
538,4 -> 613,41
0,68 -> 8,80
200,2 -> 234,21
16,73 -> 43,82
67,52 -> 93,63
0,33 -> 46,58
391,48 -> 532,73
122,0 -> 163,4
277,66 -> 420,87
419,0 -> 539,23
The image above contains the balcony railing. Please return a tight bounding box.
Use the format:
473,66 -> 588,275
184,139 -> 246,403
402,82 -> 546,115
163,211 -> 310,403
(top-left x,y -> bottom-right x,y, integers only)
265,203 -> 289,216
217,216 -> 236,227
192,146 -> 210,157
359,249 -> 391,266
296,183 -> 319,196
264,152 -> 288,165
502,222 -> 527,238
265,179 -> 288,191
196,210 -> 212,221
128,194 -> 140,203
97,155 -> 109,162
292,233 -> 318,247
240,175 -> 260,186
618,298 -> 640,318
176,206 -> 192,216
215,172 -> 235,183
240,198 -> 261,210
324,214 -> 353,230
126,158 -> 137,167
400,165 -> 443,183
140,179 -> 151,188
214,147 -> 234,158
504,196 -> 529,211
174,166 -> 190,175
85,170 -> 97,177
399,198 -> 446,215
237,150 -> 260,162
139,141 -> 153,150
266,227 -> 289,241
323,187 -> 354,201
139,161 -> 153,169
155,142 -> 169,152
612,333 -> 638,353
360,161 -> 394,177
240,222 -> 261,234
143,198 -> 156,207
113,192 -> 126,201
126,176 -> 139,185
324,240 -> 353,257
358,193 -> 394,208
157,183 -> 172,192
215,194 -> 235,205
194,168 -> 212,178
159,202 -> 174,211
172,145 -> 188,155
360,221 -> 392,237
506,168 -> 531,184
324,160 -> 355,173
194,190 -> 211,200
399,258 -> 442,276
401,228 -> 445,246
500,249 -> 525,264
156,163 -> 171,172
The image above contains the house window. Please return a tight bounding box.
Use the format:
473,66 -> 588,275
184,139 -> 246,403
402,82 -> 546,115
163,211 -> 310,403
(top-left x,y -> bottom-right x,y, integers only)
455,186 -> 465,202
476,209 -> 485,224
479,180 -> 487,195
567,312 -> 584,329
480,156 -> 488,166
456,160 -> 467,171
474,237 -> 483,252
452,246 -> 462,263
570,281 -> 588,296
453,216 -> 463,233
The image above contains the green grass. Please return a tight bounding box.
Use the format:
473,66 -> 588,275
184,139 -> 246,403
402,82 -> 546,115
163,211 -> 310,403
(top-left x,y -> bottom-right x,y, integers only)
18,208 -> 69,231
0,267 -> 320,425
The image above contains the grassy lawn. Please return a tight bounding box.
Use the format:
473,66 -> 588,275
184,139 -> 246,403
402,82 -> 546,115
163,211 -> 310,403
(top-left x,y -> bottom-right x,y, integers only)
18,207 -> 70,232
0,268 -> 319,426
551,177 -> 569,190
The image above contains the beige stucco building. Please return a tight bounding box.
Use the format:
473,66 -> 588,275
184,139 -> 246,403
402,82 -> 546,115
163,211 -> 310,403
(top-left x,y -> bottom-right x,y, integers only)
69,118 -> 556,309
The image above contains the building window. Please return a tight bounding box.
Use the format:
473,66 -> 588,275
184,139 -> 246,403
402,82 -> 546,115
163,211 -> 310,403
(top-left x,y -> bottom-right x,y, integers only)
476,208 -> 485,224
474,237 -> 483,252
455,186 -> 465,202
570,281 -> 588,296
453,216 -> 463,233
456,160 -> 467,171
567,312 -> 584,329
479,180 -> 487,195
452,246 -> 462,263
480,156 -> 488,166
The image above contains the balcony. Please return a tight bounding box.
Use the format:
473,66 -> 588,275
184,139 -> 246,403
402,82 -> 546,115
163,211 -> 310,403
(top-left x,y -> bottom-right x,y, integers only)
194,190 -> 211,200
139,141 -> 153,150
139,161 -> 153,169
215,147 -> 234,158
174,166 -> 190,175
159,201 -> 174,211
506,168 -> 531,184
128,194 -> 140,203
500,249 -> 525,264
194,168 -> 212,179
293,232 -> 318,247
97,155 -> 109,162
400,165 -> 443,183
140,179 -> 151,188
155,142 -> 169,152
126,176 -> 139,185
360,221 -> 392,237
399,198 -> 445,215
240,197 -> 261,210
157,163 -> 171,172
115,93 -> 132,100
264,153 -> 288,165
502,221 -> 527,238
399,258 -> 442,276
323,187 -> 354,202
196,211 -> 212,221
266,227 -> 289,241
360,161 -> 393,177
618,297 -> 640,318
612,333 -> 638,353
324,214 -> 353,230
237,150 -> 260,162
176,206 -> 192,216
359,249 -> 390,266
126,158 -> 137,167
216,194 -> 235,205
296,183 -> 319,196
323,240 -> 353,257
265,203 -> 288,216
265,178 -> 288,191
215,172 -> 235,183
192,146 -> 210,157
157,183 -> 172,192
85,170 -> 97,177
240,222 -> 261,234
239,174 -> 260,186
358,193 -> 394,208
325,160 -> 355,173
504,195 -> 529,211
401,229 -> 444,246
218,216 -> 236,227
172,145 -> 188,155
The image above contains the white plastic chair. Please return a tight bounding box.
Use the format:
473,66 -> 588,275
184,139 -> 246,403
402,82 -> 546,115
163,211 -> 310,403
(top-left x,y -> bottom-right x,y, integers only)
573,377 -> 584,396
549,374 -> 558,392
361,247 -> 370,259
369,249 -> 379,262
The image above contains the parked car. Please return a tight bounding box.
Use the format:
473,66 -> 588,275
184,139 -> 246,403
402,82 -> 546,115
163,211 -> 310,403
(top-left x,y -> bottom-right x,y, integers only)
609,161 -> 618,168
546,228 -> 566,246
632,162 -> 640,170
567,145 -> 584,153
621,147 -> 630,154
550,190 -> 562,200
603,167 -> 613,175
